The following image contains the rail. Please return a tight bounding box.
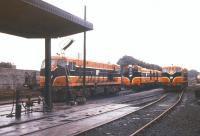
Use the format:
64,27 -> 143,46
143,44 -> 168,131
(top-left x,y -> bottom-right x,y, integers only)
129,90 -> 184,136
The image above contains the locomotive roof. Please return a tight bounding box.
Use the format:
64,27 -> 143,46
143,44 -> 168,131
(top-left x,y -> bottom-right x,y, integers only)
163,66 -> 180,68
123,64 -> 161,73
162,66 -> 188,73
162,66 -> 187,70
0,0 -> 93,38
51,56 -> 120,70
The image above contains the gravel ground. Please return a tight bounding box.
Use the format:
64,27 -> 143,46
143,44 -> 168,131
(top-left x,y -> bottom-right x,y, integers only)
77,86 -> 200,136
138,87 -> 200,136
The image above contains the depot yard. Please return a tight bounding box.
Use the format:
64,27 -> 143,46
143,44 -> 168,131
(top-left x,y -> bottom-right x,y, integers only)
0,86 -> 199,136
0,1 -> 200,136
78,86 -> 200,136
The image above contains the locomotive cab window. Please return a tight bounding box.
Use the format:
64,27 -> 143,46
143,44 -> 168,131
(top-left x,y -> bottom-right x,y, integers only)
162,68 -> 169,73
69,62 -> 76,71
57,59 -> 66,68
41,59 -> 57,69
175,67 -> 182,72
96,70 -> 100,76
128,67 -> 133,78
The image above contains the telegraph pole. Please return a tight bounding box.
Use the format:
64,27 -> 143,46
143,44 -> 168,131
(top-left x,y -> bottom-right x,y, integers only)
83,5 -> 86,96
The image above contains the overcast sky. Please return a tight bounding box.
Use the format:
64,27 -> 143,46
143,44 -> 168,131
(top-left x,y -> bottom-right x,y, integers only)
0,0 -> 200,71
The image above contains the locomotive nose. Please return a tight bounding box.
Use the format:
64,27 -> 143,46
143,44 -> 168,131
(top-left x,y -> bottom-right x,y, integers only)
170,76 -> 173,83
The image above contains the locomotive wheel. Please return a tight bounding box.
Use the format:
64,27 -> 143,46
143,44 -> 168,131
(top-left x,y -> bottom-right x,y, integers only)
104,87 -> 109,95
54,90 -> 65,102
76,96 -> 86,105
132,86 -> 139,92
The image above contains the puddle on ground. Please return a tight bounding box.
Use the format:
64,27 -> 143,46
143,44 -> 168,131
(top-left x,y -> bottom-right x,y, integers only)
46,118 -> 54,121
159,104 -> 169,107
59,119 -> 72,122
132,117 -> 140,120
153,109 -> 163,112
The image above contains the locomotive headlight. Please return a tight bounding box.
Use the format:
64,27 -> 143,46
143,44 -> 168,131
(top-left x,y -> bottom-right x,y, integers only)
170,76 -> 173,79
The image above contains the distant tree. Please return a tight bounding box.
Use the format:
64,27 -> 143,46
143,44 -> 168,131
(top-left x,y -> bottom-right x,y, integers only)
117,55 -> 162,70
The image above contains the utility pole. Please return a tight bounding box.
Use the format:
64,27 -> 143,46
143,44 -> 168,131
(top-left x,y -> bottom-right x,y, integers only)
83,5 -> 86,96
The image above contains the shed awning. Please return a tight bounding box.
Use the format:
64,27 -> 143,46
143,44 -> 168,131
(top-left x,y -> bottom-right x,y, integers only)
0,0 -> 93,38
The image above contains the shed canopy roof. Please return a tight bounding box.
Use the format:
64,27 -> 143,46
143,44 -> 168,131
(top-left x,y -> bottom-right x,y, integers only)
0,0 -> 93,38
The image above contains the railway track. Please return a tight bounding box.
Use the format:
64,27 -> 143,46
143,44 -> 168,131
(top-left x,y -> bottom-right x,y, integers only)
0,89 -> 165,136
75,90 -> 184,136
24,94 -> 168,136
129,90 -> 184,136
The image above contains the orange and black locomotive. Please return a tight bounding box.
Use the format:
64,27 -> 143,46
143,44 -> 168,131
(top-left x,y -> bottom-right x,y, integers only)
160,66 -> 188,90
121,64 -> 162,91
40,56 -> 130,102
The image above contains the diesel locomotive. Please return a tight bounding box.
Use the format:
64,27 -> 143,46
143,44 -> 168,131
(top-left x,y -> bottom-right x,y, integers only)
40,56 -> 130,102
121,64 -> 162,90
40,57 -> 191,102
160,66 -> 188,90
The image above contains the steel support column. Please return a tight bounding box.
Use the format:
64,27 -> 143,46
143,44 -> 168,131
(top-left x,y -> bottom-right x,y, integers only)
15,88 -> 21,119
44,38 -> 52,111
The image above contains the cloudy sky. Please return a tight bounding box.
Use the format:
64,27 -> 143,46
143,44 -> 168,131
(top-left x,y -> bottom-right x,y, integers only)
0,0 -> 200,71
